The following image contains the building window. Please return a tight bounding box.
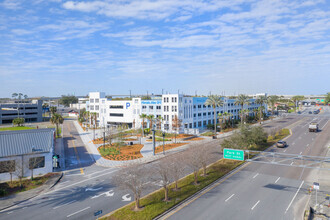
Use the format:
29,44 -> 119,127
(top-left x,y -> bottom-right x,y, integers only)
110,113 -> 124,117
198,113 -> 201,116
90,105 -> 94,110
194,122 -> 197,128
95,105 -> 99,110
203,113 -> 206,116
110,105 -> 123,109
149,106 -> 153,110
29,156 -> 45,169
189,123 -> 192,128
194,105 -> 196,109
203,120 -> 207,125
175,106 -> 177,112
198,105 -> 201,108
175,97 -> 177,102
164,97 -> 166,102
167,97 -> 169,102
0,160 -> 15,173
156,106 -> 161,110
90,99 -> 94,103
208,112 -> 211,115
95,99 -> 99,103
198,121 -> 202,127
194,113 -> 196,117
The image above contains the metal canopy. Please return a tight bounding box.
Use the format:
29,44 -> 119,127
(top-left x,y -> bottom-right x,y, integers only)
244,150 -> 330,171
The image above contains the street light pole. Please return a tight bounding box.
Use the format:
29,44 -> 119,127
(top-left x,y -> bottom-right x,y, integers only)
162,131 -> 165,155
232,117 -> 234,128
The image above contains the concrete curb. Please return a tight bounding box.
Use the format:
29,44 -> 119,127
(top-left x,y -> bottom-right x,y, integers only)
0,172 -> 63,212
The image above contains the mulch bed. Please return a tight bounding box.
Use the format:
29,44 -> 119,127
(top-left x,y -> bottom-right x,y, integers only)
98,144 -> 144,161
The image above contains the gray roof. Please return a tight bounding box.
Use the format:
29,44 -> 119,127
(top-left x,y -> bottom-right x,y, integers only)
0,129 -> 55,158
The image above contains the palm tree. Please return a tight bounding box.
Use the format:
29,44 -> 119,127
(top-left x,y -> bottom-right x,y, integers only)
234,94 -> 250,124
147,115 -> 155,129
139,114 -> 147,137
257,106 -> 265,123
205,95 -> 224,135
50,113 -> 64,137
268,95 -> 279,116
255,95 -> 267,123
291,95 -> 305,112
12,93 -> 18,99
218,113 -> 224,131
50,106 -> 57,118
156,115 -> 163,130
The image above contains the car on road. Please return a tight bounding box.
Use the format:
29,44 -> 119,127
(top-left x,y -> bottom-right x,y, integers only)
309,111 -> 313,114
276,141 -> 287,148
297,111 -> 301,114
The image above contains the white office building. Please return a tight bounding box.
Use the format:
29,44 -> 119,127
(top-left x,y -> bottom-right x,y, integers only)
86,92 -> 266,134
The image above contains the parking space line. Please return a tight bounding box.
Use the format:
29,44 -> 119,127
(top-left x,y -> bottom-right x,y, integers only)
253,173 -> 259,179
275,177 -> 280,183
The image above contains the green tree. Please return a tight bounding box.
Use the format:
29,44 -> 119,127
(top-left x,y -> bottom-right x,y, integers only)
59,95 -> 78,107
13,118 -> 25,127
234,94 -> 250,124
147,115 -> 155,129
12,93 -> 18,99
50,113 -> 64,137
50,106 -> 57,117
326,92 -> 330,104
205,95 -> 224,135
255,95 -> 267,123
139,114 -> 147,137
268,95 -> 279,116
291,95 -> 304,113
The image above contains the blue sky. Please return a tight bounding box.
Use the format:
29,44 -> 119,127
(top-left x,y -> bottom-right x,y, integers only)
0,0 -> 329,97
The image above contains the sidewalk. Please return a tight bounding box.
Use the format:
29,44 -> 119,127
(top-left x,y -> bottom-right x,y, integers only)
308,141 -> 330,219
0,172 -> 63,211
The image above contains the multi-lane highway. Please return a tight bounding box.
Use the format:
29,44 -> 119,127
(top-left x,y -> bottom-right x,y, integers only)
163,106 -> 330,220
0,106 -> 328,220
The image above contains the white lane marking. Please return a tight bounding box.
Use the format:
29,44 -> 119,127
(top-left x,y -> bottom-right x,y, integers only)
300,152 -> 302,155
251,200 -> 260,210
290,162 -> 294,165
22,207 -> 27,210
122,194 -> 132,202
283,149 -> 287,152
7,211 -> 13,214
85,167 -> 114,177
321,120 -> 329,129
275,177 -> 281,183
253,173 -> 259,179
85,187 -> 103,192
225,194 -> 235,202
60,180 -> 70,184
45,169 -> 117,195
285,181 -> 304,213
67,206 -> 90,218
53,200 -> 77,209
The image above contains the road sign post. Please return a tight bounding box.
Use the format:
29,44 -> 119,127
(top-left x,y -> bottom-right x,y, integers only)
313,182 -> 319,208
223,148 -> 244,161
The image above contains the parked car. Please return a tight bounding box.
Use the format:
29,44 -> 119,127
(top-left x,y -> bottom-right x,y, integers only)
297,111 -> 301,114
276,141 -> 287,148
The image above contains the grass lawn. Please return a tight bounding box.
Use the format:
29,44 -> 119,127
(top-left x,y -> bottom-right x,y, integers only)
0,173 -> 55,197
200,131 -> 214,136
146,137 -> 171,142
155,143 -> 187,154
104,159 -> 243,220
0,126 -> 34,131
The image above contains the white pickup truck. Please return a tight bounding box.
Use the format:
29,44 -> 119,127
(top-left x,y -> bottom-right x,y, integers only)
309,123 -> 318,132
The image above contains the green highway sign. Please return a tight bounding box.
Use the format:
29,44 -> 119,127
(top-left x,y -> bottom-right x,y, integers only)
223,148 -> 244,161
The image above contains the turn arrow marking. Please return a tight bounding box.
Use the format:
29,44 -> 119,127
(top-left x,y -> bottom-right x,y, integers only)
122,194 -> 131,202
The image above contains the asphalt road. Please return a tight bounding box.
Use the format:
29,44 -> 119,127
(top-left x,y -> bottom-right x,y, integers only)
0,107 -> 328,220
165,106 -> 330,220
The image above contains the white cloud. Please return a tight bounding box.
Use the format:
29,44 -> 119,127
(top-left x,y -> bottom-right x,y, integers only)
1,0 -> 21,9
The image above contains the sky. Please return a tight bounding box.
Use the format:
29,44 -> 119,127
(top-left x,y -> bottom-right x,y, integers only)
0,0 -> 329,98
